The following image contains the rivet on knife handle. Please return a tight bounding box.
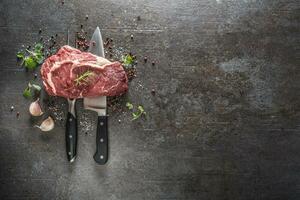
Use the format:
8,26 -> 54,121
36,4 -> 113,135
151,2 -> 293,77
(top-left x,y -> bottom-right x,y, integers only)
94,116 -> 108,164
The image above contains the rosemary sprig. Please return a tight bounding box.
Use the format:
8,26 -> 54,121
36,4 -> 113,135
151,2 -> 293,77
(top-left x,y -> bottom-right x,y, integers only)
74,70 -> 94,86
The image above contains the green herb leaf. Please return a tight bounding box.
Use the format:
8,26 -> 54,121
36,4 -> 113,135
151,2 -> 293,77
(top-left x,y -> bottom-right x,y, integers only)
16,52 -> 25,59
138,105 -> 145,114
122,54 -> 134,67
23,87 -> 32,98
24,56 -> 38,69
34,43 -> 43,52
132,112 -> 139,120
126,102 -> 133,110
33,52 -> 44,64
74,70 -> 94,86
131,105 -> 146,121
30,83 -> 41,91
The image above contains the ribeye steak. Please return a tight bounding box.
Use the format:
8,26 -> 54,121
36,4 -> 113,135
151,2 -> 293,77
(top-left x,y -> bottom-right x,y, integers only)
41,45 -> 128,99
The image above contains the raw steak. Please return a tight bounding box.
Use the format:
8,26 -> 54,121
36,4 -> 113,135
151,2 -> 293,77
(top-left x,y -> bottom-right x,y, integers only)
41,45 -> 128,99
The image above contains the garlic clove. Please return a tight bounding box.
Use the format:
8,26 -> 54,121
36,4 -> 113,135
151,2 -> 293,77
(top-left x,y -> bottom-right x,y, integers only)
35,116 -> 55,132
29,98 -> 44,116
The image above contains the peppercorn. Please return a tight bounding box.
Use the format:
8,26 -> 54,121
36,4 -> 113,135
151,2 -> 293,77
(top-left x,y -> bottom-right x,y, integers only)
144,56 -> 148,63
80,24 -> 83,29
39,29 -> 42,34
137,16 -> 141,21
152,61 -> 155,66
34,73 -> 38,79
151,89 -> 156,95
85,15 -> 89,20
10,106 -> 14,112
16,112 -> 20,117
130,34 -> 134,40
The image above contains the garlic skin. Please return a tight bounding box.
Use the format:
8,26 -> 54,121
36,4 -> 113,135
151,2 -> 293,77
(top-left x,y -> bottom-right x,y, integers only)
35,116 -> 54,132
29,98 -> 43,116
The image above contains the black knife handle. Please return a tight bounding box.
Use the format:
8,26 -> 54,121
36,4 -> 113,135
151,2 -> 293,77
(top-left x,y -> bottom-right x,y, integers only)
94,116 -> 108,165
66,112 -> 77,162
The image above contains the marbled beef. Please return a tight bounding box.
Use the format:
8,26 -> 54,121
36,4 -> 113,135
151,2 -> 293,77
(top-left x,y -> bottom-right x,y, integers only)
41,45 -> 128,99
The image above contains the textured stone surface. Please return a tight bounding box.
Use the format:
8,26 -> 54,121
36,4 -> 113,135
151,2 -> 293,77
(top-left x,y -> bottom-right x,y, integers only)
0,0 -> 299,199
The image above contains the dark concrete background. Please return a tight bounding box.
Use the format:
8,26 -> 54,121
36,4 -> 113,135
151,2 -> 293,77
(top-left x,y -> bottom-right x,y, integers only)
0,0 -> 300,199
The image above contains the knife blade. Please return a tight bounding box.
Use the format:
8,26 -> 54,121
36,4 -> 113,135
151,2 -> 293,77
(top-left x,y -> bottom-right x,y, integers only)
65,29 -> 78,163
84,27 -> 108,165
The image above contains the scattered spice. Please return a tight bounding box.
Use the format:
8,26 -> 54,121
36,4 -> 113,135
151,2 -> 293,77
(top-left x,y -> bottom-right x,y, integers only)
126,67 -> 137,80
76,29 -> 89,50
151,89 -> 156,95
108,95 -> 125,112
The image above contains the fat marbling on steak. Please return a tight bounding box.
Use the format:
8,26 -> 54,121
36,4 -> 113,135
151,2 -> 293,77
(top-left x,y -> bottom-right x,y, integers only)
41,45 -> 128,99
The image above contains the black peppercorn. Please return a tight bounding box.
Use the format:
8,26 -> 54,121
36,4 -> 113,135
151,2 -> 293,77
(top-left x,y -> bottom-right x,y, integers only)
151,89 -> 156,95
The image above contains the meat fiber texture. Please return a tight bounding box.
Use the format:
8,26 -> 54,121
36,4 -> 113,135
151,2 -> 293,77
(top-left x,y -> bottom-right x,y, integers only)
41,45 -> 128,99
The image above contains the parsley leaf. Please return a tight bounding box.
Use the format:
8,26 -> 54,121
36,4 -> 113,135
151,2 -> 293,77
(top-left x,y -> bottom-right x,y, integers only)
29,83 -> 41,92
24,56 -> 38,70
131,105 -> 146,121
34,43 -> 43,52
23,82 -> 42,99
122,54 -> 135,67
23,87 -> 32,98
126,102 -> 134,110
33,52 -> 44,64
17,43 -> 44,69
16,52 -> 25,59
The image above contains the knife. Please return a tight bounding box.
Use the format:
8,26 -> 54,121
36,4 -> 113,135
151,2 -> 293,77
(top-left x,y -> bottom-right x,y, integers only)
65,30 -> 78,163
84,27 -> 108,165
